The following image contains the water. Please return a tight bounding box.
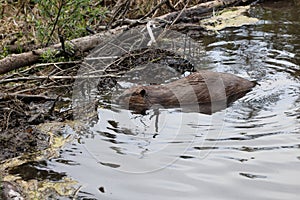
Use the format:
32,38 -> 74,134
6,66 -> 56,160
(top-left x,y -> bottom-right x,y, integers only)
47,1 -> 300,199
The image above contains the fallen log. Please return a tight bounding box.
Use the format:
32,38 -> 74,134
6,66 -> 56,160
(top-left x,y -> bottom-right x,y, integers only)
157,0 -> 255,23
0,28 -> 123,75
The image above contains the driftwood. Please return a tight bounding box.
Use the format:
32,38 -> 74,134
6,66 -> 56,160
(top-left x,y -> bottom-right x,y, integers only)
0,0 -> 256,75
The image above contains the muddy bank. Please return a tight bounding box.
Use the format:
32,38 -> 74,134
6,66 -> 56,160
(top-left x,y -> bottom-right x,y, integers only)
0,94 -> 73,161
0,100 -> 49,161
0,127 -> 49,161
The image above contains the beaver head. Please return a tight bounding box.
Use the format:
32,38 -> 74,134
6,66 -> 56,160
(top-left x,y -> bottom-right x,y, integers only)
117,86 -> 150,114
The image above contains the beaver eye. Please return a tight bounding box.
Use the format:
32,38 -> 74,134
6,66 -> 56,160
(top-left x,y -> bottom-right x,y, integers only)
139,89 -> 146,97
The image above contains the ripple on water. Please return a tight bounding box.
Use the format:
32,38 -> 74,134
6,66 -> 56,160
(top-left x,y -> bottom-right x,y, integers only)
46,2 -> 300,199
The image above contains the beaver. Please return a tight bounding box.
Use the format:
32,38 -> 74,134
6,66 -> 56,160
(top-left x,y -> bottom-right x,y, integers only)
117,70 -> 255,114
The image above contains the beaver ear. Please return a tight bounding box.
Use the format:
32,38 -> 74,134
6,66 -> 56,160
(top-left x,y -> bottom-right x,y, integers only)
139,89 -> 146,97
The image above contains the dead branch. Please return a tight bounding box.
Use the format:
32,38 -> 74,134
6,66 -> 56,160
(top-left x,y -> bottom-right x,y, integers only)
140,0 -> 175,21
0,74 -> 123,85
0,93 -> 56,101
14,82 -> 72,95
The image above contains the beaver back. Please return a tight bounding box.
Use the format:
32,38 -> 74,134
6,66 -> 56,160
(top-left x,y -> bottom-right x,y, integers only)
117,70 -> 255,114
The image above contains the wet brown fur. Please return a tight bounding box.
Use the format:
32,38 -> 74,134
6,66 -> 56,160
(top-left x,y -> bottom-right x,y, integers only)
118,70 -> 255,114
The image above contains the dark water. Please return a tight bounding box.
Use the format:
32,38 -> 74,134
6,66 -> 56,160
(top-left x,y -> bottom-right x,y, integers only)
48,1 -> 300,199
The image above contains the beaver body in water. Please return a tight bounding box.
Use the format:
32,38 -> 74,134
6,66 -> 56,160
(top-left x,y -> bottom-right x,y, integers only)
118,70 -> 255,114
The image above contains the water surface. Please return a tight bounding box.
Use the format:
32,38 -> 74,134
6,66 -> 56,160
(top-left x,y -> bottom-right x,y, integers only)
50,1 -> 300,199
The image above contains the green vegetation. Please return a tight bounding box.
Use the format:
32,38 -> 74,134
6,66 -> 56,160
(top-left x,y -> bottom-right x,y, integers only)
0,0 -> 107,50
34,0 -> 107,46
0,0 -> 108,61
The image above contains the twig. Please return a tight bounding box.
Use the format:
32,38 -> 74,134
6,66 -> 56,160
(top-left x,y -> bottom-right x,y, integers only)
169,0 -> 191,26
165,0 -> 176,11
107,0 -> 131,28
111,18 -> 147,28
154,0 -> 191,45
140,0 -> 170,20
46,0 -> 65,47
0,74 -> 122,84
5,110 -> 13,131
174,0 -> 184,8
0,93 -> 56,101
72,185 -> 83,200
34,61 -> 82,67
14,83 -> 72,94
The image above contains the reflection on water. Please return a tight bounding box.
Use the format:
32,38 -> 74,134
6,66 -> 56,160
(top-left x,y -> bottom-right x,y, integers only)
47,1 -> 300,199
9,160 -> 67,181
